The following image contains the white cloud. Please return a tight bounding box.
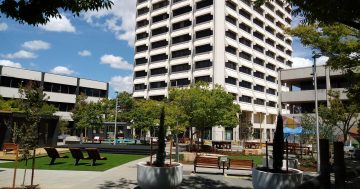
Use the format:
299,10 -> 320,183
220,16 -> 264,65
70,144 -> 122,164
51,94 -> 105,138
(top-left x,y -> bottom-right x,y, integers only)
50,66 -> 75,75
22,40 -> 51,51
78,50 -> 92,57
100,54 -> 132,70
0,22 -> 8,31
110,75 -> 133,92
82,0 -> 136,46
292,56 -> 329,68
317,56 -> 329,65
0,60 -> 22,68
1,50 -> 37,59
39,14 -> 76,33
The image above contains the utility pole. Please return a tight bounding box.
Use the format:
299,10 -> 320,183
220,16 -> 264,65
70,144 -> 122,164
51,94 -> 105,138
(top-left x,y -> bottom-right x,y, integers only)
313,52 -> 322,173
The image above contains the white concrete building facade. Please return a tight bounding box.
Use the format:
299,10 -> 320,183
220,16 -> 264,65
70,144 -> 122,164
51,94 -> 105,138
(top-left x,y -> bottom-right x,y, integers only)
0,65 -> 109,120
133,0 -> 292,141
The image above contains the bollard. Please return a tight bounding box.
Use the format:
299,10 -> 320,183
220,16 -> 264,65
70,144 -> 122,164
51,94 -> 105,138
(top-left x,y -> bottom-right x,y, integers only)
265,141 -> 269,169
319,139 -> 330,189
333,142 -> 345,189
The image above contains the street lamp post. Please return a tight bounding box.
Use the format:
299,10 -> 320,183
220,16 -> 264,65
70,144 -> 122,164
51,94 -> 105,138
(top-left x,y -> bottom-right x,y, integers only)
114,91 -> 119,145
312,52 -> 322,173
175,118 -> 179,162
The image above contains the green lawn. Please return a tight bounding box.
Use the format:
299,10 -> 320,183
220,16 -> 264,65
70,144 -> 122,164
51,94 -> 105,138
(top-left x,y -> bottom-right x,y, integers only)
0,153 -> 146,171
228,155 -> 263,166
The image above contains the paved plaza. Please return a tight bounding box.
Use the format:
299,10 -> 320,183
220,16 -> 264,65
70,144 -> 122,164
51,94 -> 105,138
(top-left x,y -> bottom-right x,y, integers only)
0,157 -> 253,189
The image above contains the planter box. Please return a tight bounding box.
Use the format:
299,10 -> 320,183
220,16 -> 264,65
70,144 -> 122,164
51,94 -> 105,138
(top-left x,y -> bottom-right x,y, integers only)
252,167 -> 303,189
137,162 -> 183,189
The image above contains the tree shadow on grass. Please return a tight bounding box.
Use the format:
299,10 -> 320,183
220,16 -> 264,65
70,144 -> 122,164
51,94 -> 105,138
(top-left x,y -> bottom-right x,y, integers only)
47,162 -> 66,165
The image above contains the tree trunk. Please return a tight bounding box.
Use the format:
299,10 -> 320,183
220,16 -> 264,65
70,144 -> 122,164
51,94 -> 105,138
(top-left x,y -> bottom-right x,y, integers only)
12,145 -> 19,189
343,132 -> 348,144
30,149 -> 36,188
22,159 -> 28,188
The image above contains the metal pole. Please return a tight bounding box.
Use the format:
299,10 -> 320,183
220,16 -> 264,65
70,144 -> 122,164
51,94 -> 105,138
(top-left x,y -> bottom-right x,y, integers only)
114,91 -> 118,145
313,53 -> 321,173
176,119 -> 179,162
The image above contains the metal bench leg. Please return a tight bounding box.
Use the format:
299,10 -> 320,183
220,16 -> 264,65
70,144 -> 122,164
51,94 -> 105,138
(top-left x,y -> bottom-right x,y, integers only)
75,159 -> 80,166
50,158 -> 56,165
92,159 -> 96,166
194,165 -> 196,173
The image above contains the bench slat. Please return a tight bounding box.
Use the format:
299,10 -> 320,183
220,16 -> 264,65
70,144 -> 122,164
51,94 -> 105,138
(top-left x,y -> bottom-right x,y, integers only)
227,159 -> 253,170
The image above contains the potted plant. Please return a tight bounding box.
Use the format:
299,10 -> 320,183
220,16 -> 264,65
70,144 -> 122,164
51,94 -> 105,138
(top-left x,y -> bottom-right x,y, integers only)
252,114 -> 303,189
137,106 -> 183,189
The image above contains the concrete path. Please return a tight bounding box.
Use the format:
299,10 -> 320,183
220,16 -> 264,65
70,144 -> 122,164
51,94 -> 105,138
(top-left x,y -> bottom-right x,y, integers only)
0,156 -> 253,189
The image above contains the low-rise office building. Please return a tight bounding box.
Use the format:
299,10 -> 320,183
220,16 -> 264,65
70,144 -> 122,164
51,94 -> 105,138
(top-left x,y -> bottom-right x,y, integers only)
0,65 -> 109,120
280,65 -> 348,113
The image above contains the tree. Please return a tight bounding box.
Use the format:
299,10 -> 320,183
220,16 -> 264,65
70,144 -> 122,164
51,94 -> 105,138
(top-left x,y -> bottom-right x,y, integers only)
117,91 -> 135,123
288,23 -> 360,105
255,0 -> 360,30
17,81 -> 55,188
169,82 -> 240,145
164,101 -> 188,134
319,91 -> 360,143
239,112 -> 253,143
130,99 -> 162,138
0,0 -> 113,25
71,94 -> 104,141
300,113 -> 317,144
58,119 -> 70,135
273,114 -> 284,172
72,93 -> 88,139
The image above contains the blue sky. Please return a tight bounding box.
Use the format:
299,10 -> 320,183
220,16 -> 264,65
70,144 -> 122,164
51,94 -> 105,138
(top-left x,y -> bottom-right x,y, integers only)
0,0 -> 327,97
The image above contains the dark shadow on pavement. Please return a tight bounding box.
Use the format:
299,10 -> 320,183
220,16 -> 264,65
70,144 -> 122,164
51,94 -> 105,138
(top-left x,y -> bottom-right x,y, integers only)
96,174 -> 253,189
179,175 -> 252,189
98,178 -> 137,189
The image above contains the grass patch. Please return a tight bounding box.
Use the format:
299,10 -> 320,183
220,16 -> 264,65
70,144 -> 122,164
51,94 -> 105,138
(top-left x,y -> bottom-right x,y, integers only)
0,153 -> 146,171
228,155 -> 263,166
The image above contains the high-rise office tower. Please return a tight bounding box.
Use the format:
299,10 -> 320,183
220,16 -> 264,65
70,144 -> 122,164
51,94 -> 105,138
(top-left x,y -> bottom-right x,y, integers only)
133,0 -> 292,141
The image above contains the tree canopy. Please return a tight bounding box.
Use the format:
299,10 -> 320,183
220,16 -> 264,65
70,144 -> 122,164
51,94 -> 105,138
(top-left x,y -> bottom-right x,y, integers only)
288,23 -> 360,103
71,93 -> 104,139
169,82 -> 240,141
0,0 -> 113,25
130,99 -> 162,136
319,91 -> 360,142
255,0 -> 360,30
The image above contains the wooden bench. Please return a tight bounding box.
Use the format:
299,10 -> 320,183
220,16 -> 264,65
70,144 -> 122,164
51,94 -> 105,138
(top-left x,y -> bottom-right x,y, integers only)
2,143 -> 17,154
86,148 -> 107,166
69,148 -> 90,166
44,147 -> 69,165
226,159 -> 253,171
193,156 -> 221,173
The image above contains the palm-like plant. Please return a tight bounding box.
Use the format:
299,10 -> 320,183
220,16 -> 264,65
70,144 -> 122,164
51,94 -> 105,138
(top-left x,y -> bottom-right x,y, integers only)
273,114 -> 284,172
154,106 -> 166,167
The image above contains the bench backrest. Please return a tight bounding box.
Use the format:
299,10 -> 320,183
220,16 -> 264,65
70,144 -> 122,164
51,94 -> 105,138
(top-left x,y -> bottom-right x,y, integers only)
69,148 -> 85,159
229,159 -> 253,169
195,156 -> 219,166
2,143 -> 17,151
44,147 -> 60,158
86,148 -> 101,160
